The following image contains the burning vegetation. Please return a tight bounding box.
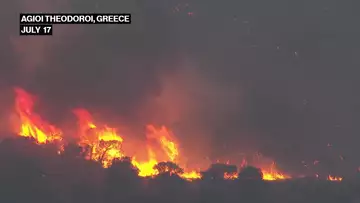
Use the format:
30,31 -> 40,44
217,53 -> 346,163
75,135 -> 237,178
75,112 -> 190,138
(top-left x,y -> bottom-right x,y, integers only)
73,108 -> 125,168
14,87 -> 63,145
11,87 -> 350,182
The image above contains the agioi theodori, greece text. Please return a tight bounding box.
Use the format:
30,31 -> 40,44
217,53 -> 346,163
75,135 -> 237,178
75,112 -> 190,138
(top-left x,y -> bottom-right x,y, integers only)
20,13 -> 132,24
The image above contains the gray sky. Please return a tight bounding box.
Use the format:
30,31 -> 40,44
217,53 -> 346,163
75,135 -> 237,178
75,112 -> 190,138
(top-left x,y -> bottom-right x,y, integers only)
1,0 -> 360,176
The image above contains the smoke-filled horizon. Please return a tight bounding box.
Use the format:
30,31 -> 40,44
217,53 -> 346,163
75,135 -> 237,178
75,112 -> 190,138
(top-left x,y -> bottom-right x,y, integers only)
1,0 -> 360,176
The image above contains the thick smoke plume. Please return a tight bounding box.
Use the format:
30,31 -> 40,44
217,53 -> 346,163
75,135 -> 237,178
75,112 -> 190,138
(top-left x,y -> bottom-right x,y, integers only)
4,0 -> 245,167
1,0 -> 360,176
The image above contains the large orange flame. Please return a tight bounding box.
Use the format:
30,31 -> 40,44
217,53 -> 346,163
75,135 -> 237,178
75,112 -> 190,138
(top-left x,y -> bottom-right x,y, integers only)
260,162 -> 290,181
73,108 -> 124,168
146,125 -> 179,162
180,170 -> 202,180
14,87 -> 63,144
131,147 -> 159,177
10,87 -> 349,182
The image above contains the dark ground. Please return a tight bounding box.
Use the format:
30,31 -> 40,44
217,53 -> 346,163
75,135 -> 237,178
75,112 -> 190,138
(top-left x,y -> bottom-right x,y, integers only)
0,136 -> 359,203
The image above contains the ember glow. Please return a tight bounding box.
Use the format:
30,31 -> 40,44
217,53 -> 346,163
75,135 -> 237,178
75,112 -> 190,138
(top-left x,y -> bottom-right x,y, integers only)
10,87 -> 346,182
327,175 -> 343,182
224,172 -> 239,180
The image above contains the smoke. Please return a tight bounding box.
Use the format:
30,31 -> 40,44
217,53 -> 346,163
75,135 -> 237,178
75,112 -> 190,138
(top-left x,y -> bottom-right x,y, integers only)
6,1 -> 163,120
2,0 -> 360,175
2,0 -> 247,166
138,59 -> 244,168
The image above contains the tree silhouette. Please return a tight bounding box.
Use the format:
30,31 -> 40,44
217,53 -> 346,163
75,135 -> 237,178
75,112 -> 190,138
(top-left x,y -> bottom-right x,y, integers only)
238,166 -> 263,180
103,157 -> 142,203
154,161 -> 184,175
151,162 -> 186,203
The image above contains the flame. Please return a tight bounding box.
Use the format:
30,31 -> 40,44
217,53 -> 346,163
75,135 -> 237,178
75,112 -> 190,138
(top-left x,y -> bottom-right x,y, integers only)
260,162 -> 290,181
180,170 -> 202,180
131,147 -> 159,177
146,125 -> 179,162
11,87 -> 352,182
262,170 -> 288,181
238,159 -> 289,181
130,125 -> 197,179
327,175 -> 343,182
130,126 -> 181,178
14,87 -> 63,144
73,108 -> 124,168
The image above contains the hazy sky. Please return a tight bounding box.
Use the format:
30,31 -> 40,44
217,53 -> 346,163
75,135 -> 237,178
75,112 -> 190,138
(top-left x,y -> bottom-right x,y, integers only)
1,0 -> 359,175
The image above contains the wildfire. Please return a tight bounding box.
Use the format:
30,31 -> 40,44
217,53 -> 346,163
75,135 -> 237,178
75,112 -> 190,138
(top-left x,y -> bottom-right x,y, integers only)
73,108 -> 124,168
180,171 -> 202,180
14,87 -> 63,144
262,170 -> 289,181
146,125 -> 179,162
10,87 -> 351,182
327,175 -> 343,182
132,126 -> 200,180
260,162 -> 290,181
131,147 -> 159,177
131,125 -> 179,177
